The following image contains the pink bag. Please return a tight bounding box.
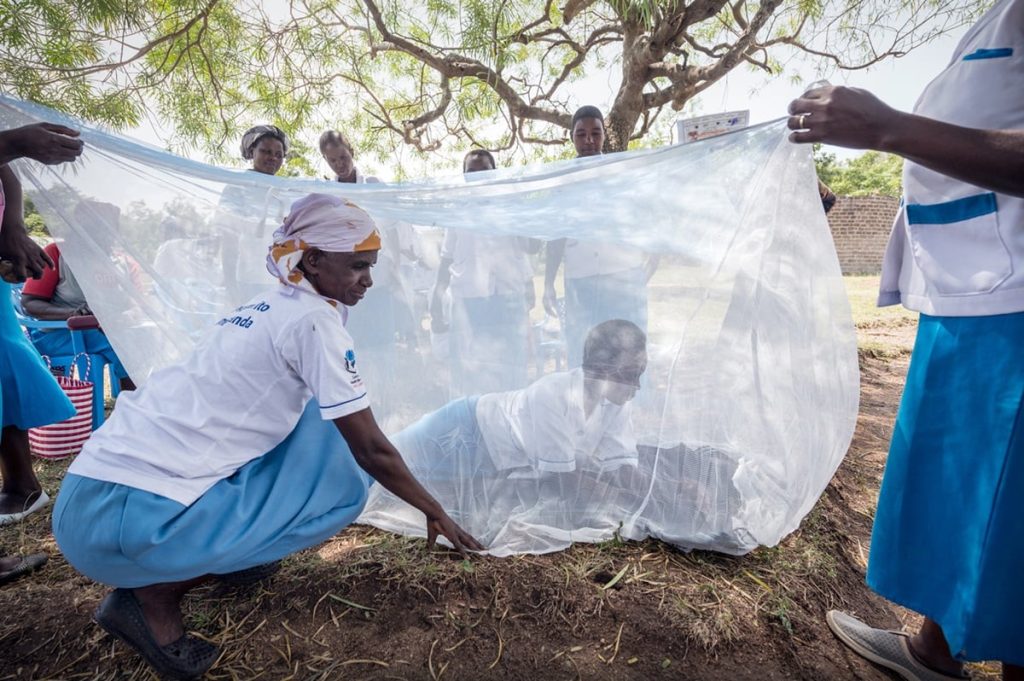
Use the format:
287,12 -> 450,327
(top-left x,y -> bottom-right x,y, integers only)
29,354 -> 94,459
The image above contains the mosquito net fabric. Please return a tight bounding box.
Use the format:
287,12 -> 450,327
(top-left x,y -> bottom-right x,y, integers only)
0,95 -> 858,556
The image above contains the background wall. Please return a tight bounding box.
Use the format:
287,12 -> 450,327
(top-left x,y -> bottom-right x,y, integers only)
826,196 -> 900,275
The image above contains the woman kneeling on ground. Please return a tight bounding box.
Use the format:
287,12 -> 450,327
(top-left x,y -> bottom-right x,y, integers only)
52,193 -> 483,680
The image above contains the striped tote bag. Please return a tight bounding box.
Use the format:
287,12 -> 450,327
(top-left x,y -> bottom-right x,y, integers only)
29,354 -> 94,459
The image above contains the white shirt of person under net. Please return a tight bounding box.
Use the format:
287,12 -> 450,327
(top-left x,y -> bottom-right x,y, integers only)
474,367 -> 639,476
68,286 -> 370,506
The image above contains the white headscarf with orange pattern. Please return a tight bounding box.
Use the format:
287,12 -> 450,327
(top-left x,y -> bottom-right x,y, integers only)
266,193 -> 381,307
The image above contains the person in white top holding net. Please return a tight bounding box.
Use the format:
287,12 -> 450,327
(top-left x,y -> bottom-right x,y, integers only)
788,0 -> 1023,678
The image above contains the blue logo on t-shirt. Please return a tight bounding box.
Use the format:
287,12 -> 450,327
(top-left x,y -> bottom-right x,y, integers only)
344,349 -> 357,374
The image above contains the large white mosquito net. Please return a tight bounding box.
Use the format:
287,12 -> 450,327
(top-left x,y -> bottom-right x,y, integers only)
1,95 -> 858,556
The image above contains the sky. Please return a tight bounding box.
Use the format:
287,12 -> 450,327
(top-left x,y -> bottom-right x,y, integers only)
572,26 -> 963,159
126,19 -> 967,178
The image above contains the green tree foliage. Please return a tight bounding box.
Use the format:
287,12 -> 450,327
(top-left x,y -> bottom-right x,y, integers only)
0,0 -> 990,165
815,146 -> 903,196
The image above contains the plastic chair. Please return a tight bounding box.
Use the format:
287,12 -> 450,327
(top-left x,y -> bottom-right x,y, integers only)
12,285 -> 122,429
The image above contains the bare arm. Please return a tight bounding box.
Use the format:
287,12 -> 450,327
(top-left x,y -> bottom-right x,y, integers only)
0,166 -> 54,281
334,408 -> 484,553
0,123 -> 83,167
542,239 -> 565,317
430,256 -> 453,332
21,293 -> 86,320
788,86 -> 1024,199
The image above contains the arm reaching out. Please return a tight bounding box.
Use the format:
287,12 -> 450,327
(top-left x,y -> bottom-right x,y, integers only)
334,408 -> 485,554
788,86 -> 1024,199
0,166 -> 54,282
0,123 -> 83,167
543,239 -> 565,317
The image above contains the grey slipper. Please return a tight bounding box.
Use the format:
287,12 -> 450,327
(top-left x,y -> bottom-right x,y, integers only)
0,553 -> 47,586
95,588 -> 219,681
826,611 -> 968,681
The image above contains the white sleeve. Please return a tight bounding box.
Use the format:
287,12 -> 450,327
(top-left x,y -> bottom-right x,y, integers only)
593,407 -> 639,470
277,309 -> 370,420
521,379 -> 576,473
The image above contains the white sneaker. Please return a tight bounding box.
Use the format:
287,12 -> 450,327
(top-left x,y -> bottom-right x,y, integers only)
0,491 -> 51,526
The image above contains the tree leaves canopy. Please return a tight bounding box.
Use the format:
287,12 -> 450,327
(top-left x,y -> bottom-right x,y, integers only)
0,0 -> 991,168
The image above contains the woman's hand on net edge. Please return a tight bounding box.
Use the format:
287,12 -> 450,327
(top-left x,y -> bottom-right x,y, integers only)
787,85 -> 902,150
425,512 -> 485,556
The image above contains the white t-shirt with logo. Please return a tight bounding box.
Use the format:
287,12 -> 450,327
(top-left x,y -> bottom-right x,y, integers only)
69,286 -> 370,505
474,368 -> 638,475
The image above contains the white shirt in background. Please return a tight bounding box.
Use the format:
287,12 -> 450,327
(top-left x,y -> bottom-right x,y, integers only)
69,286 -> 370,505
474,368 -> 638,475
563,239 -> 645,280
441,230 -> 533,298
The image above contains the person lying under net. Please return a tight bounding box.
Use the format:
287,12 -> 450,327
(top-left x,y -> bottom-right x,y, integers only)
391,318 -> 647,482
51,193 -> 483,681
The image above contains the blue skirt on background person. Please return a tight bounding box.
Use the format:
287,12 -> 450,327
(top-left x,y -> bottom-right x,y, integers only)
564,267 -> 647,368
52,401 -> 372,588
0,281 -> 75,429
867,312 -> 1024,665
450,294 -> 528,394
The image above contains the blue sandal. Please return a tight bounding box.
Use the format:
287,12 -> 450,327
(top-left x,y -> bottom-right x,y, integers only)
95,588 -> 219,680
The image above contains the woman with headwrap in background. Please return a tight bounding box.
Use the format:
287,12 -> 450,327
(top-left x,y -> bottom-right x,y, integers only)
218,125 -> 290,303
52,194 -> 483,681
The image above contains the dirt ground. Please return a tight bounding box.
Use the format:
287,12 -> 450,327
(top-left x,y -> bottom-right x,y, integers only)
0,315 -> 992,681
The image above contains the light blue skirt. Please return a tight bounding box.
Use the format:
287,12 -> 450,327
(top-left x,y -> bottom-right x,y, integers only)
450,294 -> 529,394
0,281 -> 75,429
564,268 -> 647,368
52,401 -> 372,587
867,312 -> 1024,665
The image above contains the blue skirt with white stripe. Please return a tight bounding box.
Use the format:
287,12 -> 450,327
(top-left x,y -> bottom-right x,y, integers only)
867,312 -> 1024,665
53,401 -> 372,587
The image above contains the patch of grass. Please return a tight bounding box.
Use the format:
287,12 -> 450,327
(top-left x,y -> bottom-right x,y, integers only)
767,594 -> 795,635
858,341 -> 912,361
844,275 -> 916,329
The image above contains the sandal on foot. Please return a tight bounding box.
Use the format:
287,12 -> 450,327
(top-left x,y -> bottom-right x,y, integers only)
214,560 -> 281,586
0,491 -> 50,526
94,588 -> 219,681
0,553 -> 47,586
826,611 -> 969,681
